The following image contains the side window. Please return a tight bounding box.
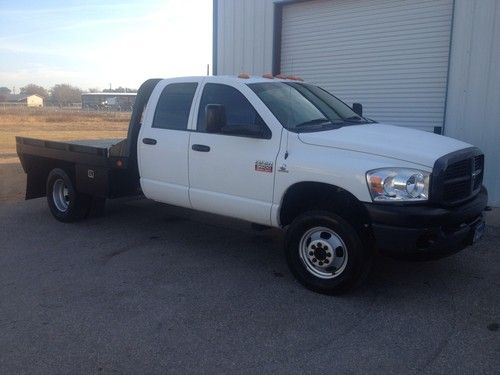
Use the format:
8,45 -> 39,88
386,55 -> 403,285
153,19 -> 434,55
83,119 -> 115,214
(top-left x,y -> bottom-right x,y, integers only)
152,83 -> 198,130
197,83 -> 268,135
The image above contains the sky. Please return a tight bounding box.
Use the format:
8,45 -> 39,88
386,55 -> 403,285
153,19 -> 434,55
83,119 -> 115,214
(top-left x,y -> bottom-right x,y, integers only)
0,0 -> 212,92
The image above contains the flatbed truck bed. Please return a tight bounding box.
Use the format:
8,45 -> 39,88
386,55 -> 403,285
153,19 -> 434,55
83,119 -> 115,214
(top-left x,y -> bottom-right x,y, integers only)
16,135 -> 139,200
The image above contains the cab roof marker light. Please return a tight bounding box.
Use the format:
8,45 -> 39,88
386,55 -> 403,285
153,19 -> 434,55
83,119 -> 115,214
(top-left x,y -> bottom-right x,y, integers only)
238,73 -> 250,79
274,74 -> 304,81
262,73 -> 274,79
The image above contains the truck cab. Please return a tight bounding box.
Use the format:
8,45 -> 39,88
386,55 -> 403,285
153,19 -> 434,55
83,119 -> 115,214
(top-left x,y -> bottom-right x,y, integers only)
17,75 -> 488,294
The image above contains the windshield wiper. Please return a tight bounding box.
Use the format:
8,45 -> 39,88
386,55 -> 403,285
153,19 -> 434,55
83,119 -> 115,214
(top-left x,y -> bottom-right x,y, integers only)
340,116 -> 373,124
295,118 -> 331,128
293,120 -> 343,133
343,116 -> 363,122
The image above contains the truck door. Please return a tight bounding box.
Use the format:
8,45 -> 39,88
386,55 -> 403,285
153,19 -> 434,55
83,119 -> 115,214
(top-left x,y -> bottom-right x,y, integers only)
188,82 -> 281,225
138,80 -> 199,208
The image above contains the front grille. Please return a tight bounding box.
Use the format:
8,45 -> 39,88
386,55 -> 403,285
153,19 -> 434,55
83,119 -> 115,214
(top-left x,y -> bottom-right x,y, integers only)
473,155 -> 484,190
440,153 -> 484,205
443,179 -> 470,202
444,159 -> 470,180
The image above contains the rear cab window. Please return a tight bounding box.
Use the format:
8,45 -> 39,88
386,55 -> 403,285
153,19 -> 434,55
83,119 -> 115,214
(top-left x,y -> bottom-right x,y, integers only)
152,83 -> 198,130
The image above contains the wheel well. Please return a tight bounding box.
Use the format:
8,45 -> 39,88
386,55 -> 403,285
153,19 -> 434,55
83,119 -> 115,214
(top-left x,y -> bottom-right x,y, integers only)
279,182 -> 373,243
23,155 -> 74,200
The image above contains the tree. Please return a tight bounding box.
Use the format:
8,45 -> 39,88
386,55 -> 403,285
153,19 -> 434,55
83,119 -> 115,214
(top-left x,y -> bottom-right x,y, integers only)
0,87 -> 10,102
50,84 -> 82,106
20,84 -> 48,98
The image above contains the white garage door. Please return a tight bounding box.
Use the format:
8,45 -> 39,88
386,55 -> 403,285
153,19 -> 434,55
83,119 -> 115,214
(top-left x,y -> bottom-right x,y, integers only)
281,0 -> 454,132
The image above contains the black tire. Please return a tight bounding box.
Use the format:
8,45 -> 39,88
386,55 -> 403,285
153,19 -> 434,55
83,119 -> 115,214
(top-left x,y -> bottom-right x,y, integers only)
46,168 -> 91,222
285,211 -> 372,295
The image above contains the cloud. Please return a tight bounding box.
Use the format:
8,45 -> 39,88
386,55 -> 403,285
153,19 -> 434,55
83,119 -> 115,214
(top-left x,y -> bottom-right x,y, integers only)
0,65 -> 85,88
0,42 -> 89,60
0,2 -> 148,17
0,14 -> 159,42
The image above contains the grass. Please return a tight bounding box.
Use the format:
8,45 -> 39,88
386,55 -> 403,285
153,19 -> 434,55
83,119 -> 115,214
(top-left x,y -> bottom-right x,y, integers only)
0,106 -> 130,202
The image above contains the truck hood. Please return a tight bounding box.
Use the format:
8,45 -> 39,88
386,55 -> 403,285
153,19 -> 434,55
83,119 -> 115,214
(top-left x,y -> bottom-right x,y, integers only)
298,123 -> 471,167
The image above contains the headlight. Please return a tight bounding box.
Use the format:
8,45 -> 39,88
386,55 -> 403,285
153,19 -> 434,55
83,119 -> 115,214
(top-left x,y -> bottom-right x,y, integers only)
366,168 -> 430,202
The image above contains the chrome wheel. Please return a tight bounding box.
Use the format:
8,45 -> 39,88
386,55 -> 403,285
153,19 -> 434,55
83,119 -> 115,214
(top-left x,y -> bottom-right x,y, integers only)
299,226 -> 348,279
52,179 -> 70,212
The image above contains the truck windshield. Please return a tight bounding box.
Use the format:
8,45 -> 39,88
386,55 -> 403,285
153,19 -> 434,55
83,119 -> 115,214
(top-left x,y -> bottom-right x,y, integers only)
248,82 -> 370,132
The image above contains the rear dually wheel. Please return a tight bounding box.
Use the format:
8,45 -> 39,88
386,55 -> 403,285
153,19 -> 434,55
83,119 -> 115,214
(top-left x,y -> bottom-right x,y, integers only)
46,168 -> 91,222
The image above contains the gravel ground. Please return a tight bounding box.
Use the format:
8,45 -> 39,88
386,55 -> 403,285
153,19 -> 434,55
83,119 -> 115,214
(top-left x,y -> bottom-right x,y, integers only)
0,198 -> 498,374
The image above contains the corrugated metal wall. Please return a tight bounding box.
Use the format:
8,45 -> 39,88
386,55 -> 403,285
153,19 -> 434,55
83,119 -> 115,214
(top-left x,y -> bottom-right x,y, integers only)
215,0 -> 274,75
444,0 -> 500,206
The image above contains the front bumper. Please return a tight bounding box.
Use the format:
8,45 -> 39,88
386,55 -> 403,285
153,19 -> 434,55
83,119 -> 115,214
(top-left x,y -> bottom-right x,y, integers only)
365,187 -> 488,257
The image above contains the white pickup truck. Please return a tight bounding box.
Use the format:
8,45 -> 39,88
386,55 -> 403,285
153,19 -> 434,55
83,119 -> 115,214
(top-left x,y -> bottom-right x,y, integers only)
16,76 -> 488,294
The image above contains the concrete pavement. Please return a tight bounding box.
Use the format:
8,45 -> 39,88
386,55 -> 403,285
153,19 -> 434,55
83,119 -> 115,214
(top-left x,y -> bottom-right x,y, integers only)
0,198 -> 498,374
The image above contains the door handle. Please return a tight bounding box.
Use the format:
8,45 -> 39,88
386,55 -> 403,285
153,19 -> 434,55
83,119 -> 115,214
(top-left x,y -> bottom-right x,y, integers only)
142,138 -> 157,145
191,144 -> 210,152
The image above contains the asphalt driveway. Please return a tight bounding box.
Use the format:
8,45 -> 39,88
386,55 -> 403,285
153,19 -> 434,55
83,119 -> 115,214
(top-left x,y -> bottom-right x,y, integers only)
0,198 -> 498,374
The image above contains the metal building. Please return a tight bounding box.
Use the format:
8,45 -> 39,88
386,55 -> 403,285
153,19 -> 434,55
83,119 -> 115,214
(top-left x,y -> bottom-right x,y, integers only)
213,0 -> 500,206
81,93 -> 137,111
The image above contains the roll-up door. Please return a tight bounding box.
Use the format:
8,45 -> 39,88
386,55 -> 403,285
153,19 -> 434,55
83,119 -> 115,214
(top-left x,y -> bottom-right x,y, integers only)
280,0 -> 454,131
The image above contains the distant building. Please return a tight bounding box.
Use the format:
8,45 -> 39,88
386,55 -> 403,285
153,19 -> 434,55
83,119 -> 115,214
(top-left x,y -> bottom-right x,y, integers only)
0,94 -> 43,107
81,92 -> 137,111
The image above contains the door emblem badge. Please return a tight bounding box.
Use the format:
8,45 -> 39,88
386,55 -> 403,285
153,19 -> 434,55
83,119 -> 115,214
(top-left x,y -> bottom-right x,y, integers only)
255,160 -> 273,173
278,164 -> 289,173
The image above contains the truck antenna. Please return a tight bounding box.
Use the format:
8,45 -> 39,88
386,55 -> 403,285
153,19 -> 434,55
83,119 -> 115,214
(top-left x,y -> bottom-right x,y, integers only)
284,84 -> 291,160
285,130 -> 289,159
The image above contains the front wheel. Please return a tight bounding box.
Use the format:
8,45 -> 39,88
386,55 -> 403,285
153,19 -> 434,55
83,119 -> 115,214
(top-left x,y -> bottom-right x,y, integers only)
285,211 -> 372,294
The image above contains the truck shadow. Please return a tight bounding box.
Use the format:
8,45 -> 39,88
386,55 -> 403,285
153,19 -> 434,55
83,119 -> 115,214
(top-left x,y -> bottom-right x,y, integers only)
99,197 -> 495,299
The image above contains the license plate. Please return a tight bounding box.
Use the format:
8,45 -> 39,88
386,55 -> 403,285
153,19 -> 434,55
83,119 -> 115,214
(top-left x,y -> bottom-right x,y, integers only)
472,221 -> 486,244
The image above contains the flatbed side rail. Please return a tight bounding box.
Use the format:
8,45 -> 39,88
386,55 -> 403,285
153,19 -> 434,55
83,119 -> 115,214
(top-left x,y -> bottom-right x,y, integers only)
16,136 -> 112,168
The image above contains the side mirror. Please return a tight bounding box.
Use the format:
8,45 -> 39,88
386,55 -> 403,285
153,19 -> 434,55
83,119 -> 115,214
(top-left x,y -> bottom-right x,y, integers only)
352,102 -> 363,117
205,104 -> 226,133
